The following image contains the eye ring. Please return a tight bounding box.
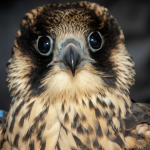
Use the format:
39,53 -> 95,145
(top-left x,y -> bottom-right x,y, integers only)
36,35 -> 53,56
88,31 -> 104,52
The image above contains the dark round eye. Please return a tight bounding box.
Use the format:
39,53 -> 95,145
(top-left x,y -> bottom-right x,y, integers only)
37,36 -> 53,56
88,32 -> 103,52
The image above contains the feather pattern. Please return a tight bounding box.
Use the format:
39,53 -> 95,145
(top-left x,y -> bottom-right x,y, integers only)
0,1 -> 150,150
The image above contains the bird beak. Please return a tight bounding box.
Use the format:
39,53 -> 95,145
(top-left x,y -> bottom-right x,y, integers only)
62,44 -> 80,76
48,40 -> 95,76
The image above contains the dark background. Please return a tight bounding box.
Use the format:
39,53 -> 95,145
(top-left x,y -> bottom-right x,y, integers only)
0,0 -> 150,111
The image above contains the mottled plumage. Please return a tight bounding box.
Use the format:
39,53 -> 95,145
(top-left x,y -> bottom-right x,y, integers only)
0,1 -> 150,150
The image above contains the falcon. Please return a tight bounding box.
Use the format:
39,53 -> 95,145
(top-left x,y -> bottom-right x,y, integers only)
0,1 -> 150,150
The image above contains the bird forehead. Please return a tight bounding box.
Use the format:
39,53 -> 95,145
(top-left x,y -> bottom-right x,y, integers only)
37,6 -> 95,24
25,3 -> 105,36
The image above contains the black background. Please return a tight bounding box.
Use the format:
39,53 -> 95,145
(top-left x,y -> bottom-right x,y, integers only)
0,0 -> 150,111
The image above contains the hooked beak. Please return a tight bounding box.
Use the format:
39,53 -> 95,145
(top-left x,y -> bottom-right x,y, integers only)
63,44 -> 81,76
48,38 -> 95,76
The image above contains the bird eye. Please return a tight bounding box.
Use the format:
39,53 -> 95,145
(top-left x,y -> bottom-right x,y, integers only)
37,36 -> 53,56
88,32 -> 103,52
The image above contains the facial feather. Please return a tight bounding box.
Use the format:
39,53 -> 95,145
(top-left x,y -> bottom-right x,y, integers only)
1,1 -> 139,150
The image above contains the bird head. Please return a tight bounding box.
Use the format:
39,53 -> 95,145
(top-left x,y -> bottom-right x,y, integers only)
7,2 -> 135,103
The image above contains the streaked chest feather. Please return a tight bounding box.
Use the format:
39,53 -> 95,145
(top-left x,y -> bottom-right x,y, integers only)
2,88 -> 131,150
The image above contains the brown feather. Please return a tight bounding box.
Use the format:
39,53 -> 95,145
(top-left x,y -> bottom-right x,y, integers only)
1,1 -> 149,150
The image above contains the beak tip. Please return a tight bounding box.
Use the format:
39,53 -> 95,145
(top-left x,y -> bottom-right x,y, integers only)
72,70 -> 75,77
